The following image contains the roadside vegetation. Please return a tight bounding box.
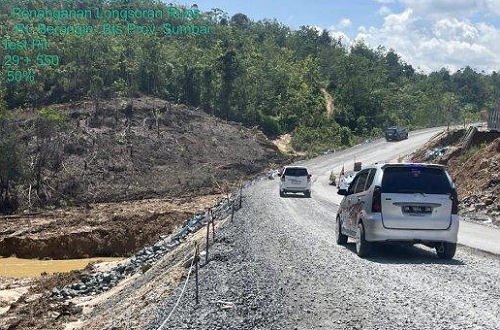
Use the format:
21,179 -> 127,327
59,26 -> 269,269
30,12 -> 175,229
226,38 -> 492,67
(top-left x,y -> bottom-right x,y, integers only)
1,1 -> 499,212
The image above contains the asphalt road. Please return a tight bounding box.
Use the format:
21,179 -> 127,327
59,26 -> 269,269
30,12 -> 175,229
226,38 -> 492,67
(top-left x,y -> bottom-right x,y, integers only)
152,127 -> 500,330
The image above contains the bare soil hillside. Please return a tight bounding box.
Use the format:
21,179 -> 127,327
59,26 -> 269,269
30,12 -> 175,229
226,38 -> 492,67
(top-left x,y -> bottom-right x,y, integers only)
410,128 -> 500,227
1,96 -> 285,259
9,96 -> 283,209
0,97 -> 285,329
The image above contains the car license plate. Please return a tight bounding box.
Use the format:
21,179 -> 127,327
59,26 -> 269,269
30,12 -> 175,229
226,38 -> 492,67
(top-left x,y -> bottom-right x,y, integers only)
403,206 -> 432,214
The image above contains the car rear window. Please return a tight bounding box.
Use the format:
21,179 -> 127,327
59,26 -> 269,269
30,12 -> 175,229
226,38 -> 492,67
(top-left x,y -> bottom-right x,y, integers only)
284,168 -> 308,176
381,166 -> 452,194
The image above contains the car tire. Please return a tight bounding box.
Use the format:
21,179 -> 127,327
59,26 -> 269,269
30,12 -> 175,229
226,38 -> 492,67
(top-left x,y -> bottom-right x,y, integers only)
356,222 -> 371,258
304,190 -> 311,198
279,190 -> 285,197
336,216 -> 348,245
436,242 -> 456,260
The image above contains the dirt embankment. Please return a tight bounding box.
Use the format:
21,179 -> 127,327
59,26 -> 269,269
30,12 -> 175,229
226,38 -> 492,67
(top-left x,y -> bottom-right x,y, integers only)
0,96 -> 285,259
0,196 -> 219,259
0,96 -> 286,330
8,96 -> 283,210
410,128 -> 500,227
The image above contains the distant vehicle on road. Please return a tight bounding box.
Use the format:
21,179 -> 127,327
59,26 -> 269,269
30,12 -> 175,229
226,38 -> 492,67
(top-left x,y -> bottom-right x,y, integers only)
337,170 -> 356,190
278,166 -> 312,197
488,105 -> 500,131
385,126 -> 408,141
328,170 -> 336,186
336,163 -> 459,259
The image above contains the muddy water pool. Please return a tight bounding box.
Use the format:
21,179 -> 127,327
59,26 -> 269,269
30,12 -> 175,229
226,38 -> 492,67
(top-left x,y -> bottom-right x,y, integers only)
0,257 -> 123,278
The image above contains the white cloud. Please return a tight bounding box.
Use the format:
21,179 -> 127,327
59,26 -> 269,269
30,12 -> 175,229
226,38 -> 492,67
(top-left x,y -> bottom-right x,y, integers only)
328,30 -> 352,46
383,8 -> 414,32
485,0 -> 500,15
378,6 -> 392,16
433,18 -> 478,41
354,3 -> 500,73
338,18 -> 352,28
396,0 -> 500,18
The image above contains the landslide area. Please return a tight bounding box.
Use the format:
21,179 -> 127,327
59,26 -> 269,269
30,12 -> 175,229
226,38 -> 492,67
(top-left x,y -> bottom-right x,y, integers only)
10,95 -> 283,208
410,128 -> 500,227
0,96 -> 284,260
0,196 -> 217,259
447,138 -> 500,226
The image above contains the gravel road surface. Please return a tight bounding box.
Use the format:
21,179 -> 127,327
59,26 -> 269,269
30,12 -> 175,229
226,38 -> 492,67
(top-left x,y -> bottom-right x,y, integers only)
150,127 -> 500,330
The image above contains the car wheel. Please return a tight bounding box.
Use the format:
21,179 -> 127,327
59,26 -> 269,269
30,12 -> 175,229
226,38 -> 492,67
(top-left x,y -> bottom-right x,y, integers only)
355,223 -> 371,258
336,216 -> 348,245
436,242 -> 456,260
279,190 -> 285,197
304,190 -> 311,198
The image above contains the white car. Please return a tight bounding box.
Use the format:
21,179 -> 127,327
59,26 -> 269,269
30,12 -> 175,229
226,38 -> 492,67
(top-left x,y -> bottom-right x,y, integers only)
337,171 -> 357,190
336,163 -> 459,259
278,166 -> 312,197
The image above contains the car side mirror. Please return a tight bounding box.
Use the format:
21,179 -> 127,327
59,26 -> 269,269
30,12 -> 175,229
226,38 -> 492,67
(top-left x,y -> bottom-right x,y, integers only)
337,189 -> 349,196
308,174 -> 312,178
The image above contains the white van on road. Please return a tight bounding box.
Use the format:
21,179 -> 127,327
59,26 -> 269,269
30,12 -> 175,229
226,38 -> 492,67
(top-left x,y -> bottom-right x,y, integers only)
278,166 -> 312,197
336,163 -> 459,259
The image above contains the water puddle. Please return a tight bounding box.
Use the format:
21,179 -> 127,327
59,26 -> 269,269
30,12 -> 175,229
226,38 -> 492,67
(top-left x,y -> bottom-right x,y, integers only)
0,257 -> 123,278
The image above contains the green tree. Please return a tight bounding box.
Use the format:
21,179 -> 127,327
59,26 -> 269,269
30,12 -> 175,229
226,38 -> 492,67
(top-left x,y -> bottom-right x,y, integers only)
0,98 -> 26,213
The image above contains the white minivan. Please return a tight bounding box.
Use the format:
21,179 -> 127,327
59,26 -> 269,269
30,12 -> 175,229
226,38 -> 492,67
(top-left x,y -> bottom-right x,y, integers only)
278,166 -> 312,197
336,163 -> 459,259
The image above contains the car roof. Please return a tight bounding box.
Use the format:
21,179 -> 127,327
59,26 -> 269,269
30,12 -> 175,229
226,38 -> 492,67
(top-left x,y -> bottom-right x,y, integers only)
362,162 -> 446,170
284,166 -> 308,169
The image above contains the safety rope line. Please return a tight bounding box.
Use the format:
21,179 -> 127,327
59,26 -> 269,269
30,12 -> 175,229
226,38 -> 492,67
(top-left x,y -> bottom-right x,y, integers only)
156,249 -> 196,330
155,195 -> 241,329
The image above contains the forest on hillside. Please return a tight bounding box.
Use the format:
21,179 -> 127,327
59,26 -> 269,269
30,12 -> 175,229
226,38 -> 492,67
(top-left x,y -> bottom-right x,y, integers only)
1,0 -> 499,151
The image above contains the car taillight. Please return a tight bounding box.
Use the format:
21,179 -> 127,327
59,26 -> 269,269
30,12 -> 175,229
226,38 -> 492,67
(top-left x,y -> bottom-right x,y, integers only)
451,189 -> 458,214
372,186 -> 382,212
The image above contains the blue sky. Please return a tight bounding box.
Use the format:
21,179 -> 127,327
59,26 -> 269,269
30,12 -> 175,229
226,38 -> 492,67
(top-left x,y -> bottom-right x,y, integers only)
187,0 -> 500,74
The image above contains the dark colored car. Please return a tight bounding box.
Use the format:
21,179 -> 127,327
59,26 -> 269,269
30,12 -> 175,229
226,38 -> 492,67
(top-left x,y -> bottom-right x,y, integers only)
385,126 -> 408,141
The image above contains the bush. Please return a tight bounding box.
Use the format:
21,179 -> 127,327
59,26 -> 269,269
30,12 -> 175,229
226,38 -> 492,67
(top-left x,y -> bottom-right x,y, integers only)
37,108 -> 67,126
259,115 -> 281,137
291,124 -> 352,155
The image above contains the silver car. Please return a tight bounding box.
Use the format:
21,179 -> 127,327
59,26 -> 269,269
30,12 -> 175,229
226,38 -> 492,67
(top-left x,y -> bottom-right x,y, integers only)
336,163 -> 459,259
278,166 -> 312,197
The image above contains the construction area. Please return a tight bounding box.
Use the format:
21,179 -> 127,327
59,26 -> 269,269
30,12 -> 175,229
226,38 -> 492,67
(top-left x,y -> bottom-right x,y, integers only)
410,124 -> 500,227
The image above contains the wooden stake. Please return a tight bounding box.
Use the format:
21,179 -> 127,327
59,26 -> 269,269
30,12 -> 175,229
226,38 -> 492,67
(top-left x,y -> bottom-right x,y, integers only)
195,245 -> 199,304
211,209 -> 215,242
205,216 -> 210,264
239,186 -> 242,209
